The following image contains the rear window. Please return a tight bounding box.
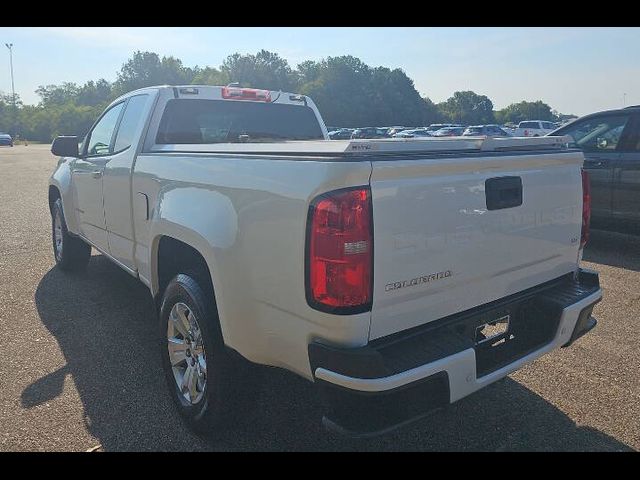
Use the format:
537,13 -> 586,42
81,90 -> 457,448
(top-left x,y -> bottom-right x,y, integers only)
156,99 -> 324,144
519,121 -> 539,129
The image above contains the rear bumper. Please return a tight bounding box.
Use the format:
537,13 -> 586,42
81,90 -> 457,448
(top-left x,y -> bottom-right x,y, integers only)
309,269 -> 601,437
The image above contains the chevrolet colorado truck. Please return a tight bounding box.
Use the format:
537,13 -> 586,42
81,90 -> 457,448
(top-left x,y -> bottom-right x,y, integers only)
48,85 -> 602,436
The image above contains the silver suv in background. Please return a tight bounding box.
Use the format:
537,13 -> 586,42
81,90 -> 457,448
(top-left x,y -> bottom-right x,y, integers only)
514,120 -> 556,137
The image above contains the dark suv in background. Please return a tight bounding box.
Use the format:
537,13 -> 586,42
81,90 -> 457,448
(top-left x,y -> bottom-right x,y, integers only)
549,106 -> 640,234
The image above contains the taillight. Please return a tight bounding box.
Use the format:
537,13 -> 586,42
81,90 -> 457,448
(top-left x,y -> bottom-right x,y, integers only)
221,86 -> 271,102
306,186 -> 373,314
581,169 -> 591,249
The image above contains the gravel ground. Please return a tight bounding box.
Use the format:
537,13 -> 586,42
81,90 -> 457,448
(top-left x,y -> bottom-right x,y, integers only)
0,144 -> 637,451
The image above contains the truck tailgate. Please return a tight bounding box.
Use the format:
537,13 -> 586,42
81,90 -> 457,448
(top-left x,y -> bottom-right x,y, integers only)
369,149 -> 585,340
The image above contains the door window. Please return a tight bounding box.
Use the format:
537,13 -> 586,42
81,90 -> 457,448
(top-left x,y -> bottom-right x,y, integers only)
557,115 -> 630,152
113,95 -> 149,153
85,102 -> 125,157
617,115 -> 640,152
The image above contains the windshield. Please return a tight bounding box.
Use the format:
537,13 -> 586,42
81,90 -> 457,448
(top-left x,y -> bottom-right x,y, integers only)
156,99 -> 324,144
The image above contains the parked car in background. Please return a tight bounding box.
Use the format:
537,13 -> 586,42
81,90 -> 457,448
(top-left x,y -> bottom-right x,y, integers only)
462,125 -> 511,137
377,127 -> 391,137
392,128 -> 432,138
549,105 -> 640,233
424,124 -> 463,134
351,127 -> 388,139
513,120 -> 556,137
0,132 -> 14,146
501,124 -> 517,135
328,128 -> 354,140
431,126 -> 466,137
387,126 -> 411,137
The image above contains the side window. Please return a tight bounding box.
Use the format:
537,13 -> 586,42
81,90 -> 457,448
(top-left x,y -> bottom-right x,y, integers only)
618,115 -> 640,152
542,122 -> 555,130
559,115 -> 630,152
113,95 -> 149,153
85,102 -> 125,157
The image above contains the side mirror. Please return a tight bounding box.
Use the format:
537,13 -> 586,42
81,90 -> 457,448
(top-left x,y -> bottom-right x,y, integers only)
51,136 -> 79,157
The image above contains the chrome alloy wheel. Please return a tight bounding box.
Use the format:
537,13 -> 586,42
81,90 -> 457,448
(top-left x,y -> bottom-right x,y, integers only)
53,209 -> 63,259
167,302 -> 207,405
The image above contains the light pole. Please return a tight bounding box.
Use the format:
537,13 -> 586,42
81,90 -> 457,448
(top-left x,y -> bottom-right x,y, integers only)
5,43 -> 16,138
623,93 -> 627,107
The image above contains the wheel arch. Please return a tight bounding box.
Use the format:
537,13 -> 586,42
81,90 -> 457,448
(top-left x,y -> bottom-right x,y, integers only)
151,231 -> 229,344
49,159 -> 79,233
48,184 -> 61,213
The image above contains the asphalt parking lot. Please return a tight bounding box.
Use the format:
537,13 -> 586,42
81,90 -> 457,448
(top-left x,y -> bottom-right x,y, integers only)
0,144 -> 638,451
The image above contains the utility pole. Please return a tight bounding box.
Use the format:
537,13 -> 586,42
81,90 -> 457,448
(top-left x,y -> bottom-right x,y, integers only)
623,93 -> 627,107
5,43 -> 16,138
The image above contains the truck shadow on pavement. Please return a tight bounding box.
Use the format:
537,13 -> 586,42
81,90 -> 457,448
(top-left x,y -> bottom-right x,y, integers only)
27,254 -> 633,451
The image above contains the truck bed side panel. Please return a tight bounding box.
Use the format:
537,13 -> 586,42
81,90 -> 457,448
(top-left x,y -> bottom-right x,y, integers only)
131,154 -> 373,379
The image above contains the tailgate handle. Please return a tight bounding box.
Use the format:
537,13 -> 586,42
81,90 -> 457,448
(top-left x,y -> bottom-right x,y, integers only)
485,176 -> 522,210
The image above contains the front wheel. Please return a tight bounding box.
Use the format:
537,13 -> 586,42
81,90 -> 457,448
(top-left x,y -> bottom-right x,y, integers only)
159,273 -> 250,434
51,198 -> 91,271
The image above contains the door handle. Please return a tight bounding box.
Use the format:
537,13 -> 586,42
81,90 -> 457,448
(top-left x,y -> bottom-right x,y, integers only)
91,171 -> 103,179
586,159 -> 606,168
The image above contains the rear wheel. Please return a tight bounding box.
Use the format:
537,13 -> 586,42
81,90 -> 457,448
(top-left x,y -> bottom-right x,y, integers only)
51,198 -> 91,271
159,273 -> 250,434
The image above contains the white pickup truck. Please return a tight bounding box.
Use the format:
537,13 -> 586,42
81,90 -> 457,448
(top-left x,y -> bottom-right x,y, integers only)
48,85 -> 602,436
513,120 -> 557,137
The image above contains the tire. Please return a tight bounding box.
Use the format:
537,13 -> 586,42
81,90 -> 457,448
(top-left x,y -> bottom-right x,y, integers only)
51,198 -> 91,271
159,273 -> 250,434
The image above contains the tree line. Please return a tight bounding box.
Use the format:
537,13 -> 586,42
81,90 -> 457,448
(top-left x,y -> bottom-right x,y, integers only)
0,50 -> 577,142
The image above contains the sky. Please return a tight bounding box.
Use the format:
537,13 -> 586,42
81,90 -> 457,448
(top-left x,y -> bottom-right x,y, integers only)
1,27 -> 639,116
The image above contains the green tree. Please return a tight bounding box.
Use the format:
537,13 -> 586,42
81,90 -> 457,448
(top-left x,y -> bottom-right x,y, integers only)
35,83 -> 80,108
0,91 -> 23,136
422,97 -> 443,125
298,55 -> 373,126
221,50 -> 296,91
495,100 -> 555,124
191,67 -> 230,86
368,67 -> 432,126
438,91 -> 495,124
76,79 -> 114,106
114,51 -> 197,96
